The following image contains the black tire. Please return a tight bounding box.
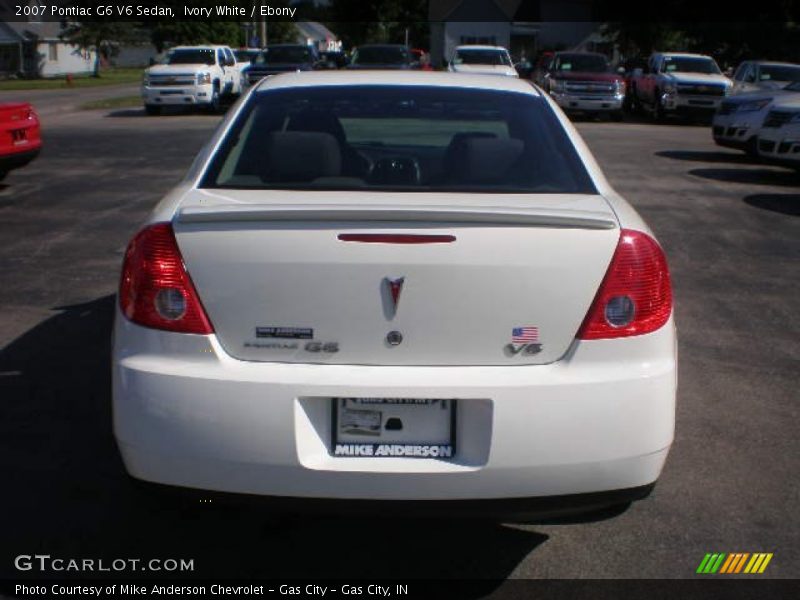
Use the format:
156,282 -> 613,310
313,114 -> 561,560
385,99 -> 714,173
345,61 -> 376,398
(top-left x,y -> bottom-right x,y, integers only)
744,137 -> 759,157
0,170 -> 7,182
207,83 -> 221,114
609,110 -> 624,122
624,85 -> 640,114
652,90 -> 666,122
144,104 -> 160,116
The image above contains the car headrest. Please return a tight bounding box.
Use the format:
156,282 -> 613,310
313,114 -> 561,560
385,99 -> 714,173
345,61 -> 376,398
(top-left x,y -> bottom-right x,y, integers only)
444,137 -> 525,184
263,131 -> 342,182
286,110 -> 347,144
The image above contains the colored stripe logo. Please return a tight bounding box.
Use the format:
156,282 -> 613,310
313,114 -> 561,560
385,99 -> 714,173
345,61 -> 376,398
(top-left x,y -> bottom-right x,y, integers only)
697,553 -> 773,574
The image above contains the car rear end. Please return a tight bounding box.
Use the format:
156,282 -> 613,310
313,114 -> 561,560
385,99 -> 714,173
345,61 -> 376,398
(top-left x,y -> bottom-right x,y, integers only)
0,103 -> 41,178
113,73 -> 676,517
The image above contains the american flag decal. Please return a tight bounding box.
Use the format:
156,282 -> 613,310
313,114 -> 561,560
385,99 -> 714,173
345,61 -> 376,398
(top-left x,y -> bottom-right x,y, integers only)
512,326 -> 539,343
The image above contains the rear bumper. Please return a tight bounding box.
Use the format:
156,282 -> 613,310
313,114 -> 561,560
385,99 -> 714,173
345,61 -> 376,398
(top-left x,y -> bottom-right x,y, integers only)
0,146 -> 40,171
113,314 -> 677,502
551,93 -> 624,112
135,479 -> 656,520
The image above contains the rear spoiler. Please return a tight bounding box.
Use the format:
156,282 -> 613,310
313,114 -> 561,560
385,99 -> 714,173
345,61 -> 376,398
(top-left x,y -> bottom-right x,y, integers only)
177,204 -> 617,230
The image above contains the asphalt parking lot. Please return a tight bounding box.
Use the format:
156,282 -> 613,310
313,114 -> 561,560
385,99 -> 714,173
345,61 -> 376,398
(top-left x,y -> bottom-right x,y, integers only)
0,91 -> 798,583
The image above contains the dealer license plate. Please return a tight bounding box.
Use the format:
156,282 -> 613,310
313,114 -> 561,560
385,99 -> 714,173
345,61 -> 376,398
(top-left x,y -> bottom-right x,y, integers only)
332,398 -> 456,458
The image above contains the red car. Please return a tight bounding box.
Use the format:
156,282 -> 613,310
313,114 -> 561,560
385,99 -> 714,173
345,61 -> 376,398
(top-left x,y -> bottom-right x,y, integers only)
0,102 -> 41,181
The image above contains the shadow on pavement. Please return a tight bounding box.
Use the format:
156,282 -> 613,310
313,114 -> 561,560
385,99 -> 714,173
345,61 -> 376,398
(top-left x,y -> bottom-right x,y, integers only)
107,108 -> 147,118
656,150 -> 759,165
0,296 -> 553,585
743,193 -> 800,216
108,106 -> 232,118
688,167 -> 800,187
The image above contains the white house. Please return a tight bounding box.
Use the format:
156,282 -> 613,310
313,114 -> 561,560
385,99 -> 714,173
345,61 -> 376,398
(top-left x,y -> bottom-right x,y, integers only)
429,0 -> 599,68
0,1 -> 95,77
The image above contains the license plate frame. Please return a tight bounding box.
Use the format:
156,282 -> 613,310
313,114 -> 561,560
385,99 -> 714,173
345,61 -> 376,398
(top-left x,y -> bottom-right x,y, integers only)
331,398 -> 457,459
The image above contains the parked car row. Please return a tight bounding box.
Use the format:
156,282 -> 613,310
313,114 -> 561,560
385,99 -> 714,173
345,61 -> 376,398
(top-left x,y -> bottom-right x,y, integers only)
138,42 -> 800,173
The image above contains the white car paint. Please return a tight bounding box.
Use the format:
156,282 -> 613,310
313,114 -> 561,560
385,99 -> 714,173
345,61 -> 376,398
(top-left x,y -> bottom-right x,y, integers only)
756,97 -> 800,167
448,45 -> 518,78
114,71 -> 676,511
713,87 -> 800,153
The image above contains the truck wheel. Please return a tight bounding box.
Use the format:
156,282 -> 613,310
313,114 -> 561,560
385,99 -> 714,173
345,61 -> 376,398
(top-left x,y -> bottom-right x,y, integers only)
653,90 -> 665,122
207,83 -> 221,114
144,104 -> 160,116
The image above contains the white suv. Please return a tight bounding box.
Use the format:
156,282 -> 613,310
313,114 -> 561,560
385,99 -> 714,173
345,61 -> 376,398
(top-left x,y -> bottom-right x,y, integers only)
142,45 -> 244,115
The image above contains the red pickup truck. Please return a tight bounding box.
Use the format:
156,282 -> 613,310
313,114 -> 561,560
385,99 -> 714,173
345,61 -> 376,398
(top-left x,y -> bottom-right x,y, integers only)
0,102 -> 41,181
540,51 -> 626,120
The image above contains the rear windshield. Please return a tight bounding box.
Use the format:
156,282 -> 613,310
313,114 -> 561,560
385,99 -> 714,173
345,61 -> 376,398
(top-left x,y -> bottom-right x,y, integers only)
454,49 -> 512,66
352,47 -> 409,65
201,86 -> 596,194
167,49 -> 215,66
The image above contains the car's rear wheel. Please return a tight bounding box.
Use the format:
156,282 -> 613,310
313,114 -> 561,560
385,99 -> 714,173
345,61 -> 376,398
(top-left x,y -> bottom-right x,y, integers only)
144,104 -> 160,116
0,170 -> 7,182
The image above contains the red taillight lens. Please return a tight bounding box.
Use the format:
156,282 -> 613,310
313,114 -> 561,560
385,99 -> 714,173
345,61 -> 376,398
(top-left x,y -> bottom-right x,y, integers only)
119,223 -> 214,334
577,229 -> 672,340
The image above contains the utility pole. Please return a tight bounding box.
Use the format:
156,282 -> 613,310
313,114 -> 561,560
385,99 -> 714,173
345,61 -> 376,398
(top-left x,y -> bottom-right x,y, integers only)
260,1 -> 267,47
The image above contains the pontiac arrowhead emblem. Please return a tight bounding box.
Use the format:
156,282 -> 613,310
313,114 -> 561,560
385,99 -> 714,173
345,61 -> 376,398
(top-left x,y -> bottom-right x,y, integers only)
384,277 -> 405,315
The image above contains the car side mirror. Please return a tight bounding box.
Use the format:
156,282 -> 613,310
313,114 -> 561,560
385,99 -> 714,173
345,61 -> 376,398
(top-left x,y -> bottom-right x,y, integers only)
617,66 -> 625,75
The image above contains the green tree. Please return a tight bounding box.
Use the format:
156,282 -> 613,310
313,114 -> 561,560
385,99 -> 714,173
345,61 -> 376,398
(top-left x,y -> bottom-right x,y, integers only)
325,0 -> 428,49
149,21 -> 242,51
148,0 -> 299,50
59,22 -> 142,77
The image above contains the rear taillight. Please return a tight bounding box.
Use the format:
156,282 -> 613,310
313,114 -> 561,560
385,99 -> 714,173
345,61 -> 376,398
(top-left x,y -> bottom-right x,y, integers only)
577,229 -> 672,340
119,223 -> 214,334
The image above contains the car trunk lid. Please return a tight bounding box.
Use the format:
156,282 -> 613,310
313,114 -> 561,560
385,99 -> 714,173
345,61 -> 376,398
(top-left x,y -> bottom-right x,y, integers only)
173,190 -> 620,366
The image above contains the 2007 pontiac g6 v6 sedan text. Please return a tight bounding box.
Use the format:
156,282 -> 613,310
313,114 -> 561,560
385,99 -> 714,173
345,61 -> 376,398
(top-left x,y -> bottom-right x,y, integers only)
113,71 -> 675,518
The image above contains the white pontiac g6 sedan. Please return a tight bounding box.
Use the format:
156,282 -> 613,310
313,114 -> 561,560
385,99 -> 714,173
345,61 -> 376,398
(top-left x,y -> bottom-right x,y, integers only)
114,71 -> 676,518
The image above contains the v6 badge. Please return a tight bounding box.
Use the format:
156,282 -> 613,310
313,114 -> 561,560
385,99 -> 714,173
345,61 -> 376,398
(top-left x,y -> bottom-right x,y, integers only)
505,343 -> 543,356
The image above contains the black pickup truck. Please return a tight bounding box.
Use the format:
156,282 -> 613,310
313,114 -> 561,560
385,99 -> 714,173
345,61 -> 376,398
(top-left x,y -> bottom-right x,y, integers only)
246,44 -> 324,86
